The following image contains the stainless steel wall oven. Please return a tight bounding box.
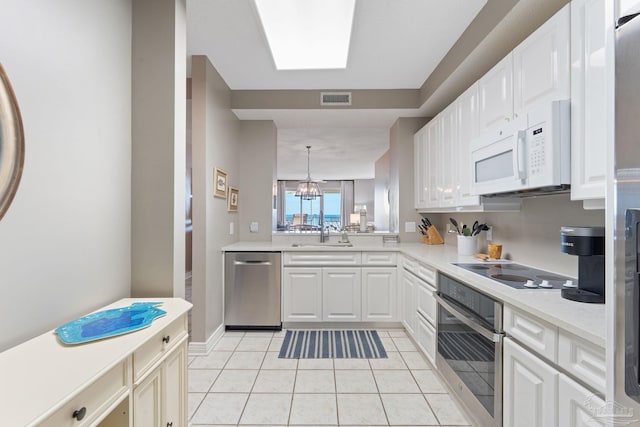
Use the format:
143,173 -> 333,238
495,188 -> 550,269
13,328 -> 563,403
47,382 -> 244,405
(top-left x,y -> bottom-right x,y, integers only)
435,272 -> 504,427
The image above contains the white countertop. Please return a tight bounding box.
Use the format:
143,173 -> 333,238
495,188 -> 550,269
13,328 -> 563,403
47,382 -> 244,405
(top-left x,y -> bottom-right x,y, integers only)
222,241 -> 401,251
222,241 -> 606,347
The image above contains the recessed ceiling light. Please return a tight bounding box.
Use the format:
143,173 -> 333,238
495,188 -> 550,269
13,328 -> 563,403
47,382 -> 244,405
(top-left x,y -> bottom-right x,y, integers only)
254,0 -> 356,70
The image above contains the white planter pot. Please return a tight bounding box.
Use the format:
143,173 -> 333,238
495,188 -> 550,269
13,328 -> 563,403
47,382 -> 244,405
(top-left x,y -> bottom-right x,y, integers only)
457,235 -> 478,256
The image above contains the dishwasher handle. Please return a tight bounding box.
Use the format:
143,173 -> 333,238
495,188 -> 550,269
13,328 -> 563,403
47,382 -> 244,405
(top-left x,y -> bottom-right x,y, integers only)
233,260 -> 273,266
435,292 -> 503,343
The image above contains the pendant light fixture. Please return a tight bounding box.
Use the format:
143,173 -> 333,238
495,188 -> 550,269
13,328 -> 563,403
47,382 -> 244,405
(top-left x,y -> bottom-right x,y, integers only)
295,145 -> 322,200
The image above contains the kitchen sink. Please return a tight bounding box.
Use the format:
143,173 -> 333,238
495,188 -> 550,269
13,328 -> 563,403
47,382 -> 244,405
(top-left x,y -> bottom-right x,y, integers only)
291,243 -> 353,248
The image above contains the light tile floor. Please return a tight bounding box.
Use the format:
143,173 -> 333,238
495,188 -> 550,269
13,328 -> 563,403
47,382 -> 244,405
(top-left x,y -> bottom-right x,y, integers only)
188,329 -> 472,427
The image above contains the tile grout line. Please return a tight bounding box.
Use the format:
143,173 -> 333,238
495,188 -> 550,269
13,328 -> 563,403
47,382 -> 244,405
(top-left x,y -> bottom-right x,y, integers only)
369,336 -> 392,427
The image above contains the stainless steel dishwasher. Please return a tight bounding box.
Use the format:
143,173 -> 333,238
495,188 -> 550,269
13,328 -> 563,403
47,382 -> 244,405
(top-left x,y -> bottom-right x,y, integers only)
224,251 -> 282,330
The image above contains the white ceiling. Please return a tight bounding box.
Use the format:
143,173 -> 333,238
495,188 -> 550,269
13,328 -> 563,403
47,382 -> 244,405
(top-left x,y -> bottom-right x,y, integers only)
277,128 -> 390,181
187,0 -> 487,178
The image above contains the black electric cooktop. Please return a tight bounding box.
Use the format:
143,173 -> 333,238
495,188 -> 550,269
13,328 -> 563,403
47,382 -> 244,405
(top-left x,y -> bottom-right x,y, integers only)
453,262 -> 578,290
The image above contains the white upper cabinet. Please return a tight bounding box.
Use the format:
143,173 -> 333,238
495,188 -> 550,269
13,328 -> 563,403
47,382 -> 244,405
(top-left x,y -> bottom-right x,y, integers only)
478,54 -> 514,133
413,4 -> 574,212
617,0 -> 640,20
513,5 -> 571,116
570,0 -> 612,204
456,83 -> 481,207
414,127 -> 428,209
439,103 -> 458,207
426,118 -> 441,208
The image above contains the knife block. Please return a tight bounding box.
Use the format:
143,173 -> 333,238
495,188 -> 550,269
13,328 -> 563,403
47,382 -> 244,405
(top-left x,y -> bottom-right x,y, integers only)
421,225 -> 444,245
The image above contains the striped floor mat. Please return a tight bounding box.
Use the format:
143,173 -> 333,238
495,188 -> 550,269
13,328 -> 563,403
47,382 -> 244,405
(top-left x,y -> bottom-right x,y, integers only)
278,330 -> 388,359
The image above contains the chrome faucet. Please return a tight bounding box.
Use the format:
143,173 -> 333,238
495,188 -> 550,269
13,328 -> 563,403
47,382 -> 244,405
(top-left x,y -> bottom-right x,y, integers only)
319,210 -> 329,243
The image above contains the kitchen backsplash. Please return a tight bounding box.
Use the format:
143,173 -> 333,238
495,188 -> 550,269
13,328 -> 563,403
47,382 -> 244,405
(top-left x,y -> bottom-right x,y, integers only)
428,193 -> 605,277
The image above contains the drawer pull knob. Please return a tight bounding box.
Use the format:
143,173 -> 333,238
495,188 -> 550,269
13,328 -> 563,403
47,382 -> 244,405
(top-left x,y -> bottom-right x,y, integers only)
162,335 -> 170,344
73,407 -> 87,421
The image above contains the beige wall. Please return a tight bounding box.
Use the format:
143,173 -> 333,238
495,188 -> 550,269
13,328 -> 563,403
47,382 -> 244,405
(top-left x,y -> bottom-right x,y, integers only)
389,117 -> 429,241
191,55 -> 240,344
354,179 -> 375,224
374,151 -> 391,231
131,0 -> 186,298
428,194 -> 605,277
0,0 -> 132,351
238,121 -> 277,241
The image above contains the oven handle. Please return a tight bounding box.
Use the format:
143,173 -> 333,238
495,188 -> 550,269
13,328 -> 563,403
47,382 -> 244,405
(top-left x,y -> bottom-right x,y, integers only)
434,293 -> 504,343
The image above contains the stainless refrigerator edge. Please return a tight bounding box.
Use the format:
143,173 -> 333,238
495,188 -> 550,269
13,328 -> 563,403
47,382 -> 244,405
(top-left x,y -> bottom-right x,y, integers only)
614,10 -> 640,419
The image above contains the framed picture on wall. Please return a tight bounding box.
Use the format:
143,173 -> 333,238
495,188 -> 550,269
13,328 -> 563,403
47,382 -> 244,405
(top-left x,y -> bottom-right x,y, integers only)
228,187 -> 239,211
214,168 -> 227,198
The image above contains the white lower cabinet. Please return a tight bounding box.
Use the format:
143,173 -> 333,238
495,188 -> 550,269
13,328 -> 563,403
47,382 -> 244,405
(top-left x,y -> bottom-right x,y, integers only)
283,267 -> 323,321
401,271 -> 417,336
503,337 -> 558,427
504,336 -> 606,427
282,252 -> 397,324
558,374 -> 607,427
323,268 -> 361,321
2,299 -> 191,427
416,314 -> 436,364
362,267 -> 397,321
133,367 -> 161,425
401,255 -> 437,367
163,341 -> 187,426
133,339 -> 187,427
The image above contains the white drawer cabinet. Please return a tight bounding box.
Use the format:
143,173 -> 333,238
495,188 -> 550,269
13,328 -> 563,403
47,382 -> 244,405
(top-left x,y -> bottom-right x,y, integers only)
1,298 -> 192,427
362,251 -> 397,266
401,254 -> 436,367
41,359 -> 130,427
416,279 -> 437,325
504,306 -> 558,361
416,263 -> 436,285
558,330 -> 606,394
134,315 -> 188,381
401,271 -> 417,336
416,314 -> 436,364
402,256 -> 417,272
284,251 -> 361,266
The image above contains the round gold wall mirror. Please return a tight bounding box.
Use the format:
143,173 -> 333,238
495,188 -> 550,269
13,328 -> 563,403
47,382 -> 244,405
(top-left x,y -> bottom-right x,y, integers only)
0,63 -> 25,221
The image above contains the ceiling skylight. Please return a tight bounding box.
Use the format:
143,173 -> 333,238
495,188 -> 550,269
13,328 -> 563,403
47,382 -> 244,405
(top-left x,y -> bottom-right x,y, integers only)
254,0 -> 356,70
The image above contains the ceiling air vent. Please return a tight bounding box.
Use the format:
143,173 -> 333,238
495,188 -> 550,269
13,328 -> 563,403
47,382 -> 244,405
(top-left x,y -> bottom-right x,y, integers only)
321,92 -> 352,106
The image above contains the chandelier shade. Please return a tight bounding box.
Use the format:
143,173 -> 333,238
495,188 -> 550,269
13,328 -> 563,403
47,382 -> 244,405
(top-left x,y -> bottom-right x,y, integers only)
295,145 -> 322,200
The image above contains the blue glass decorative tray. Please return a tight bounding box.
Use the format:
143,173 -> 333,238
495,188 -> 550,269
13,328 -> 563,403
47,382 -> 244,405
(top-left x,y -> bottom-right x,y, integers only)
55,302 -> 166,345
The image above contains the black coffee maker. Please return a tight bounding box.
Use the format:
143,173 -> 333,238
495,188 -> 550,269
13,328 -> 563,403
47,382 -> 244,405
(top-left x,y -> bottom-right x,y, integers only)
560,226 -> 605,303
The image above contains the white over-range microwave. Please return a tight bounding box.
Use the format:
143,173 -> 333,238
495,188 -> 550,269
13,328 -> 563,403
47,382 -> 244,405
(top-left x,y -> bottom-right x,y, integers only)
470,100 -> 570,196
